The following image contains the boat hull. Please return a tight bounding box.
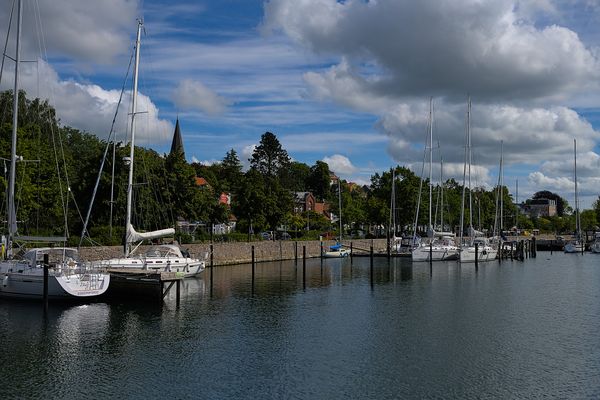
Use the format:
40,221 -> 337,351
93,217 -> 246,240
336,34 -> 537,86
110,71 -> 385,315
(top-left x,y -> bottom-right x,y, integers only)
460,246 -> 498,263
564,242 -> 584,253
98,257 -> 205,277
412,245 -> 459,262
0,270 -> 110,300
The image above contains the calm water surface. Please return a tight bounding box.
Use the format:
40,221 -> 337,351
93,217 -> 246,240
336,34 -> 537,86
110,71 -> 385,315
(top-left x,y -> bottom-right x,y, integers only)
1,253 -> 599,399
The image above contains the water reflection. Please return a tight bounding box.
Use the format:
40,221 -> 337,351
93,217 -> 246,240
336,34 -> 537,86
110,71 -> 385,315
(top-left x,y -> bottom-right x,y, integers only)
0,254 -> 599,399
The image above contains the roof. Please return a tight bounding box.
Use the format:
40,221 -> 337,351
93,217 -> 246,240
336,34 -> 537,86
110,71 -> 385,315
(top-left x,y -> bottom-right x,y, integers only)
195,177 -> 209,186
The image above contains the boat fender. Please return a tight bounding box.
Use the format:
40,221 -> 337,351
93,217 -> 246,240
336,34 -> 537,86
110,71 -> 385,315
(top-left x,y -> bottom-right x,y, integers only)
2,274 -> 7,287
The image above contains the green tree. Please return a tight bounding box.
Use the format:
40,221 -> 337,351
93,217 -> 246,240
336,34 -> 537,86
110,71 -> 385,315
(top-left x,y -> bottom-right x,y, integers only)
308,161 -> 331,201
249,131 -> 290,181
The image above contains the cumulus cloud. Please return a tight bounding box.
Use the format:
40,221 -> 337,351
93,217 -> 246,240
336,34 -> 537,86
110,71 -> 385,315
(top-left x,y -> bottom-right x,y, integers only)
322,154 -> 357,175
2,59 -> 172,145
0,0 -> 138,63
173,79 -> 230,115
264,0 -> 600,102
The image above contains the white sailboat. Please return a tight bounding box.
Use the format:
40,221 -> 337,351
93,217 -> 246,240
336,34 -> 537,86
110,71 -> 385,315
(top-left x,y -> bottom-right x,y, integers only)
459,99 -> 497,263
564,139 -> 584,253
323,179 -> 349,257
0,0 -> 109,300
590,232 -> 600,254
97,21 -> 205,276
412,98 -> 459,262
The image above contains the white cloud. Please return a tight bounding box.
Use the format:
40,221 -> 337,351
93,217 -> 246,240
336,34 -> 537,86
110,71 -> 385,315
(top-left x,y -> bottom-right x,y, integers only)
0,0 -> 138,64
173,79 -> 230,116
264,0 -> 600,102
322,154 -> 357,175
2,59 -> 172,145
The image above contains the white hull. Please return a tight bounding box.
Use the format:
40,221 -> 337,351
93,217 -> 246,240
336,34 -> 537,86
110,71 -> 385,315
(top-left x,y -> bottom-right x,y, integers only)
460,246 -> 498,263
98,257 -> 205,277
412,244 -> 459,262
323,249 -> 349,258
564,242 -> 584,253
591,241 -> 600,254
0,265 -> 109,300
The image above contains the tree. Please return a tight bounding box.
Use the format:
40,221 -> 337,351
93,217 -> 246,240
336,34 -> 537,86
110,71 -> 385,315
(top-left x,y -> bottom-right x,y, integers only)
249,131 -> 290,181
221,149 -> 243,193
307,161 -> 331,201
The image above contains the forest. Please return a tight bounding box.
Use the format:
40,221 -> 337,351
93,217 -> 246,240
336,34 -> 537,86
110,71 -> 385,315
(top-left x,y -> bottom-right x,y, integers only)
1,90 -> 599,246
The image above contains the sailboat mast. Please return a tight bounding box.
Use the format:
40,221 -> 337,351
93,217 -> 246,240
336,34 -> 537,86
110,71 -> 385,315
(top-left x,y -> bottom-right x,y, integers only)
574,139 -> 579,236
428,97 -> 433,233
467,97 -> 473,237
500,141 -> 504,232
459,99 -> 468,242
389,168 -> 395,238
124,20 -> 143,257
7,0 -> 22,253
440,159 -> 444,232
338,179 -> 342,242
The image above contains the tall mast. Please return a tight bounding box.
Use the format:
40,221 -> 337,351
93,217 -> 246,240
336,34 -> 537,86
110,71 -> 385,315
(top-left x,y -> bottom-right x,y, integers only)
574,139 -> 579,237
440,158 -> 444,232
338,179 -> 342,242
500,140 -> 504,232
467,97 -> 473,238
124,20 -> 143,257
390,168 -> 395,238
7,0 -> 22,255
428,97 -> 433,235
515,179 -> 518,232
459,98 -> 468,243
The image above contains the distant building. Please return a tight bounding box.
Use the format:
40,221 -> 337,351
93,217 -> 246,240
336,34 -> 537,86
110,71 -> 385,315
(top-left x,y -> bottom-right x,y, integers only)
520,198 -> 557,218
294,191 -> 331,220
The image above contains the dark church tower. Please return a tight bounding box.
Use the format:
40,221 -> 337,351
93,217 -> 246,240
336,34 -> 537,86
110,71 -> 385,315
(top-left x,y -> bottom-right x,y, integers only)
170,118 -> 185,157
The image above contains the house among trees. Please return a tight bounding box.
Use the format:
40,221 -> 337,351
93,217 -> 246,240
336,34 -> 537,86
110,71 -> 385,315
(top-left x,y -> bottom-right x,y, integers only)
520,198 -> 558,218
294,192 -> 330,220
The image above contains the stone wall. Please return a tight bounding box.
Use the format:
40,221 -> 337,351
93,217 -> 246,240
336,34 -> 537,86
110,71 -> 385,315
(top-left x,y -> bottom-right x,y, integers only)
79,239 -> 388,266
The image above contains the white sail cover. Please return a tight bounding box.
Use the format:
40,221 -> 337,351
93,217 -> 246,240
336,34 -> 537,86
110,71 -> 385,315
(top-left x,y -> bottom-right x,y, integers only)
126,223 -> 175,243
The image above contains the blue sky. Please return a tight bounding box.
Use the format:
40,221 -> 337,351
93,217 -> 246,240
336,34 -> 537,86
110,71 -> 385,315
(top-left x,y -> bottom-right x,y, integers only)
2,0 -> 600,209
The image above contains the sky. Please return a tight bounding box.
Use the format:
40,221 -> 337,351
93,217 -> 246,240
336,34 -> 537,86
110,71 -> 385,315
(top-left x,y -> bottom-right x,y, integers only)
1,0 -> 600,209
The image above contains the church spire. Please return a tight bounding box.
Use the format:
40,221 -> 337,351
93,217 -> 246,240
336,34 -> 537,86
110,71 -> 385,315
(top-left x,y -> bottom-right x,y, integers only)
170,117 -> 185,157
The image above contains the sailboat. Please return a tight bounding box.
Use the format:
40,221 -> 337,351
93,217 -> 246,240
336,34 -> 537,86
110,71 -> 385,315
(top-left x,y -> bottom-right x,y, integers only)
96,21 -> 205,276
0,0 -> 109,299
564,139 -> 584,253
459,99 -> 498,263
412,98 -> 459,262
323,178 -> 349,257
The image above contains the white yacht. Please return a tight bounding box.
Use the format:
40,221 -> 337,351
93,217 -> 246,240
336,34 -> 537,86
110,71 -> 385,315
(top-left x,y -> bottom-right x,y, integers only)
459,237 -> 498,263
412,234 -> 459,262
0,248 -> 109,300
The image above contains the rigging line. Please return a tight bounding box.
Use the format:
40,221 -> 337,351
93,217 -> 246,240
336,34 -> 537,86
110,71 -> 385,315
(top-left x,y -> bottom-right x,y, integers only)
0,0 -> 16,88
79,50 -> 134,247
412,125 -> 428,243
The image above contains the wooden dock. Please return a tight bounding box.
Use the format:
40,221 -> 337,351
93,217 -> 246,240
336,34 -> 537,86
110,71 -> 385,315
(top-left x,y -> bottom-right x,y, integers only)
103,269 -> 185,303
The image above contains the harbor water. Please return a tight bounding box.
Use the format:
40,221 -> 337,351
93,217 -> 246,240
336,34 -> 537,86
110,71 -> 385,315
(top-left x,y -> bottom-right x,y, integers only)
1,253 -> 599,399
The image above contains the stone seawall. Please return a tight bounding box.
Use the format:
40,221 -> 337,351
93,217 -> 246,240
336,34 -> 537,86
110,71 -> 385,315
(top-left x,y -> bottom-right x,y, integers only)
79,239 -> 389,266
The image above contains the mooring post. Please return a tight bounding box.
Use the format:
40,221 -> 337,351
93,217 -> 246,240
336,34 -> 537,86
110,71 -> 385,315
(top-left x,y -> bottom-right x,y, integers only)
251,245 -> 255,293
294,241 -> 298,264
176,279 -> 181,305
429,242 -> 433,267
209,244 -> 214,296
43,253 -> 49,311
510,242 -> 514,261
550,240 -> 553,255
581,240 -> 585,255
475,242 -> 479,269
302,245 -> 306,290
498,241 -> 502,264
370,245 -> 374,282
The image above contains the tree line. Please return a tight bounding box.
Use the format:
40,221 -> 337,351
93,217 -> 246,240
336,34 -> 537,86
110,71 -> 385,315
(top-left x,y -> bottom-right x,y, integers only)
0,91 -> 598,245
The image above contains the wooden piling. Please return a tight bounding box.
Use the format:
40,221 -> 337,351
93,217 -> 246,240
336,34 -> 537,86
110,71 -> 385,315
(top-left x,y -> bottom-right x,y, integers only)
429,242 -> 433,266
43,254 -> 49,310
475,242 -> 479,269
303,245 -> 306,290
294,241 -> 298,264
176,279 -> 180,305
370,245 -> 374,282
510,242 -> 514,261
210,244 -> 214,296
251,245 -> 255,292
